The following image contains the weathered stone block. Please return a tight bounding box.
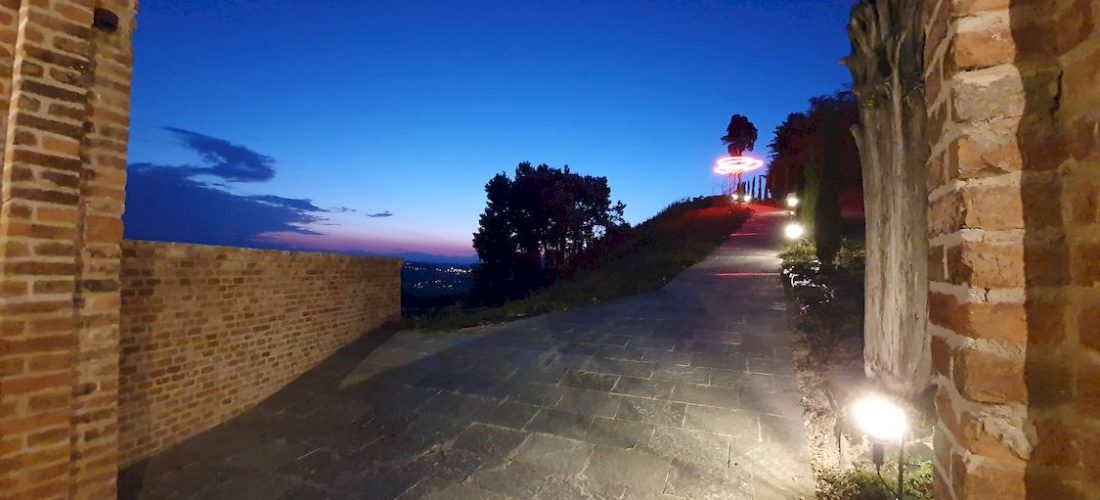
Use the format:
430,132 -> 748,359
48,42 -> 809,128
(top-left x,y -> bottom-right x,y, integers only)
952,65 -> 1025,121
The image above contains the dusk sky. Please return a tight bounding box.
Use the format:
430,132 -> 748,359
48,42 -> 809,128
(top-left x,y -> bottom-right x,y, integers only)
126,0 -> 855,262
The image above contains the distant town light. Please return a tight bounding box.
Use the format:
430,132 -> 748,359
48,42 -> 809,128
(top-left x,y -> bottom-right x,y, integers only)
852,395 -> 907,442
785,194 -> 800,208
783,222 -> 805,240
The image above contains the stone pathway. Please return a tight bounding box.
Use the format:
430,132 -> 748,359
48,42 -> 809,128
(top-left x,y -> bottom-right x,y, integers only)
120,207 -> 812,500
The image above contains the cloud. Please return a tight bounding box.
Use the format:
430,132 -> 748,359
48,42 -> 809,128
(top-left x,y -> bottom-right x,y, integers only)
164,127 -> 276,182
366,211 -> 393,218
123,128 -> 331,249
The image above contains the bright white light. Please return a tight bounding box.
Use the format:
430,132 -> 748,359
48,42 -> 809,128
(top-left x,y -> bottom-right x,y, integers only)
784,222 -> 805,240
743,195 -> 753,203
730,194 -> 740,202
785,194 -> 800,208
852,396 -> 907,442
714,156 -> 764,175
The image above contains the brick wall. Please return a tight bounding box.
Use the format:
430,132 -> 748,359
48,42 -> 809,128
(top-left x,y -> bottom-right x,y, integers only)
924,0 -> 1099,497
116,241 -> 400,465
0,1 -> 136,498
0,2 -> 406,495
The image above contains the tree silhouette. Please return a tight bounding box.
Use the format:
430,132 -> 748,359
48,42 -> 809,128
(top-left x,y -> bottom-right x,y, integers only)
721,114 -> 758,157
766,92 -> 861,202
767,113 -> 811,197
472,162 -> 626,305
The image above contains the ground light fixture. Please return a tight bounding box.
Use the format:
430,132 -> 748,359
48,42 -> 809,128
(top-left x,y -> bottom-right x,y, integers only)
785,193 -> 800,208
783,222 -> 805,240
743,194 -> 752,203
852,395 -> 909,500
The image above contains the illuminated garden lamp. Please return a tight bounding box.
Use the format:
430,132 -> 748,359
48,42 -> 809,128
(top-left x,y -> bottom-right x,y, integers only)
785,193 -> 800,208
852,395 -> 909,499
853,395 -> 906,443
743,194 -> 753,204
783,222 -> 805,240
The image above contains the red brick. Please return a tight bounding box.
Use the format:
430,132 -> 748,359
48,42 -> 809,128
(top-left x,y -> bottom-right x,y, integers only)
948,240 -> 1025,288
1076,357 -> 1100,419
1080,295 -> 1100,351
0,373 -> 71,396
1070,179 -> 1098,224
931,334 -> 953,376
954,347 -> 1026,404
1071,240 -> 1100,285
1024,350 -> 1074,408
961,185 -> 1023,230
952,21 -> 1014,70
950,0 -> 1011,16
1030,416 -> 1083,468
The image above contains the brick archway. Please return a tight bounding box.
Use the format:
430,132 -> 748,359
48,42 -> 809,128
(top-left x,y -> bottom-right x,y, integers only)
923,0 -> 1099,497
0,1 -> 137,498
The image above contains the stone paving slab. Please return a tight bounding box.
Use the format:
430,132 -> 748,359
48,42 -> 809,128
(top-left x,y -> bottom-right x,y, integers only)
119,208 -> 812,499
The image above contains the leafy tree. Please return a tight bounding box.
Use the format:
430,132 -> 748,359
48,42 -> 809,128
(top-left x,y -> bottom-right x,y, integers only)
471,162 -> 626,305
721,114 -> 758,156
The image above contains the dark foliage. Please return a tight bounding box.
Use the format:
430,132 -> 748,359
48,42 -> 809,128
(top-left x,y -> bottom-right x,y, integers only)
769,92 -> 859,263
808,95 -> 851,264
766,92 -> 861,201
471,162 -> 627,305
767,112 -> 812,199
721,114 -> 758,156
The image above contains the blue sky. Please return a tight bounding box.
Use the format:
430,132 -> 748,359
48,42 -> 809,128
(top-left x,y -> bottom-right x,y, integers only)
126,0 -> 855,262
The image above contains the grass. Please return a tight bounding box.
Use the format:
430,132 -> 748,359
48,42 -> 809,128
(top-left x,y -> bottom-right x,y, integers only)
818,460 -> 934,500
406,196 -> 752,330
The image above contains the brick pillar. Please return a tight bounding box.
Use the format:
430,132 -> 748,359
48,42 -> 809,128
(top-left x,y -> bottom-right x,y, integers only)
924,0 -> 1099,498
0,1 -> 136,499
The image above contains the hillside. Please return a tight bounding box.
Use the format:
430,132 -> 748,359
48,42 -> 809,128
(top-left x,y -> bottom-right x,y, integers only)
409,195 -> 752,330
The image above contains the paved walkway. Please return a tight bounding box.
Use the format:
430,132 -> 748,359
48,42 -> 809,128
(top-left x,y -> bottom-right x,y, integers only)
120,207 -> 812,500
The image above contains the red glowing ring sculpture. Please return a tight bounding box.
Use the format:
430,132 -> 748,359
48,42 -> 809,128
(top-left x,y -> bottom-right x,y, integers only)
713,156 -> 764,175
